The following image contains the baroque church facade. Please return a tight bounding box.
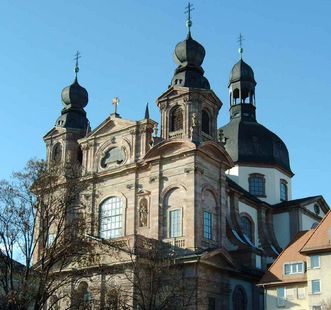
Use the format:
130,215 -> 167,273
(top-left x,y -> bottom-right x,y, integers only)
39,18 -> 329,310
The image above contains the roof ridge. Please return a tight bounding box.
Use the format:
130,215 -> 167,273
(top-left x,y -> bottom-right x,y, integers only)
300,209 -> 331,253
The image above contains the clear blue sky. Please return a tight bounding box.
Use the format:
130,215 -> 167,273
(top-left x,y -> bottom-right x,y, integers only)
0,1 -> 330,203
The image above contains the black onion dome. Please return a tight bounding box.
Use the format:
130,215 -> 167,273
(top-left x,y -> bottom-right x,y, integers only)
220,119 -> 293,176
229,59 -> 256,85
61,78 -> 88,109
174,33 -> 205,66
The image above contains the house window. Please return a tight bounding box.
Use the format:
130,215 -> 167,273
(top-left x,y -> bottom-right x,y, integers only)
280,179 -> 288,201
232,286 -> 247,310
169,209 -> 181,238
312,306 -> 321,310
170,106 -> 183,132
99,197 -> 123,239
311,255 -> 320,269
297,287 -> 305,299
47,232 -> 56,248
248,174 -> 265,196
311,280 -> 321,294
203,211 -> 212,240
284,262 -> 304,275
276,287 -> 286,307
202,110 -> 210,135
240,215 -> 254,243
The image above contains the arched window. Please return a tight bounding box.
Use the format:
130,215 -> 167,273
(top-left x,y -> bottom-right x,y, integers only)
100,197 -> 123,239
233,88 -> 240,105
77,147 -> 83,165
232,286 -> 247,310
170,106 -> 183,132
106,289 -> 119,310
240,214 -> 254,243
201,110 -> 210,135
74,282 -> 92,309
248,174 -> 265,197
52,143 -> 62,163
280,179 -> 288,201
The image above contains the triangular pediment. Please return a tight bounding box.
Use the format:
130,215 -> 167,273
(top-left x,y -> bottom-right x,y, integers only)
87,116 -> 136,138
200,248 -> 236,270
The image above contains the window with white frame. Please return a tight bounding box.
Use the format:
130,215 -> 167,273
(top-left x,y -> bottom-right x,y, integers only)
310,255 -> 320,269
203,211 -> 212,240
99,196 -> 123,239
284,262 -> 304,275
311,280 -> 321,294
169,209 -> 182,238
276,287 -> 286,307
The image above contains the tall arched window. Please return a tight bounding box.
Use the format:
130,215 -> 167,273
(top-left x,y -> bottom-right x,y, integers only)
201,110 -> 210,135
232,286 -> 247,310
52,143 -> 62,163
248,174 -> 265,197
170,106 -> 183,132
240,214 -> 254,243
100,197 -> 123,239
280,179 -> 288,201
74,282 -> 92,309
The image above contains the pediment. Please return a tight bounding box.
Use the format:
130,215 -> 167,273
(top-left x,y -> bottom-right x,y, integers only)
143,139 -> 196,161
200,248 -> 236,270
198,141 -> 234,169
88,116 -> 136,138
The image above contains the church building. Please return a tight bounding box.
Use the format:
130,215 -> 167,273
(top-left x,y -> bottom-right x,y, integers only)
39,10 -> 329,310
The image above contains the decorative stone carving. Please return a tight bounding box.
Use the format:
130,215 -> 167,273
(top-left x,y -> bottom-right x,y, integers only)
139,198 -> 148,227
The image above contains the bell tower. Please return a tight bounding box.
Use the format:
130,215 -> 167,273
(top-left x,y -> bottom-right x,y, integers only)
44,52 -> 90,167
157,5 -> 222,144
228,38 -> 257,121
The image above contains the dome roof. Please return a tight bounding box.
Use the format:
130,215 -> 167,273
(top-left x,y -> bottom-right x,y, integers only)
61,78 -> 88,109
220,119 -> 293,176
173,33 -> 205,67
229,59 -> 256,85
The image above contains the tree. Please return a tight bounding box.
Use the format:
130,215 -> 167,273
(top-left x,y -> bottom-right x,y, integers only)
84,235 -> 198,310
0,159 -> 90,310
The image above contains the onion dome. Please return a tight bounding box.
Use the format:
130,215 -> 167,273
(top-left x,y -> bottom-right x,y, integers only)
55,53 -> 89,131
174,33 -> 205,67
61,78 -> 88,109
170,33 -> 210,90
229,59 -> 256,85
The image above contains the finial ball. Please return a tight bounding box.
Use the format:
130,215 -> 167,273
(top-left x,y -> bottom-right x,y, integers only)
186,20 -> 192,28
238,47 -> 243,54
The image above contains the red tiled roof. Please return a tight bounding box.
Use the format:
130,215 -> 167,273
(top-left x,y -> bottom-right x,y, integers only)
300,210 -> 331,253
259,230 -> 313,286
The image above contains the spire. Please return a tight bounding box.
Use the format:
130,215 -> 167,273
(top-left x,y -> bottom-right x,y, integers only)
144,102 -> 150,119
237,33 -> 244,59
73,51 -> 81,82
185,2 -> 194,37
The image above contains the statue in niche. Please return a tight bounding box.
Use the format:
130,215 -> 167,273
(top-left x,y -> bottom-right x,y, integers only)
139,198 -> 148,227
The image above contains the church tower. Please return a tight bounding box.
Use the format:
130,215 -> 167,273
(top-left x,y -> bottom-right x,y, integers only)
221,45 -> 293,205
157,5 -> 220,144
43,54 -> 89,167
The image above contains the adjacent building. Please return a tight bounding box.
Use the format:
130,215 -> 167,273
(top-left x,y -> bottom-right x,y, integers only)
259,210 -> 331,310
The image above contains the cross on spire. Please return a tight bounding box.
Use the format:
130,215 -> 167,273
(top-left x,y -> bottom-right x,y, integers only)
185,2 -> 194,35
237,33 -> 244,59
73,51 -> 81,80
